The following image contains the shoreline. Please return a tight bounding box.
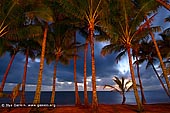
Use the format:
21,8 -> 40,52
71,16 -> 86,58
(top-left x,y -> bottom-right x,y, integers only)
0,103 -> 170,113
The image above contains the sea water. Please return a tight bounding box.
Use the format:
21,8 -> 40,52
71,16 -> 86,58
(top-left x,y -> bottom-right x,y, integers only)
0,90 -> 170,105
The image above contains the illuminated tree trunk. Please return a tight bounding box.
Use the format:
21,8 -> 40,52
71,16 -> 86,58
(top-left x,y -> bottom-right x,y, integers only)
145,17 -> 170,91
136,55 -> 146,104
33,22 -> 48,104
84,41 -> 89,107
74,34 -> 81,106
126,45 -> 143,112
50,56 -> 58,104
151,62 -> 170,98
89,20 -> 98,112
20,48 -> 29,104
150,31 -> 170,91
0,54 -> 15,92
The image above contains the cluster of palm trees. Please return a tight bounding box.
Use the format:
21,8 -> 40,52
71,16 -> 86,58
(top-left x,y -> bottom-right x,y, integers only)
0,0 -> 170,112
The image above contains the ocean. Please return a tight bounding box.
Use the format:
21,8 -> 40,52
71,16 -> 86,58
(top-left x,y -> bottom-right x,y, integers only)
0,90 -> 170,105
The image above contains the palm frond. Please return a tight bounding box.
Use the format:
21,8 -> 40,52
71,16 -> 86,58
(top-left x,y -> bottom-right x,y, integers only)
126,85 -> 133,92
113,76 -> 122,89
101,44 -> 115,56
115,50 -> 126,63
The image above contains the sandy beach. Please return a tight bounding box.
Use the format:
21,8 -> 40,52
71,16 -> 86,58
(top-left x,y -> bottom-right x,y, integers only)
0,103 -> 170,113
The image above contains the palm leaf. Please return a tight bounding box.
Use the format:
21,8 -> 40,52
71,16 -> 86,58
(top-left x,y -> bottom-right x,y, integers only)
113,76 -> 122,90
121,77 -> 125,92
101,44 -> 115,56
103,85 -> 122,94
126,85 -> 133,92
115,50 -> 126,63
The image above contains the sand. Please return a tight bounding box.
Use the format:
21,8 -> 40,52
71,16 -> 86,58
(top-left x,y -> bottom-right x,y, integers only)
0,103 -> 170,113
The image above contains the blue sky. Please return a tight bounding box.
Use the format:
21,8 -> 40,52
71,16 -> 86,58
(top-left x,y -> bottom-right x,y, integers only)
0,7 -> 170,92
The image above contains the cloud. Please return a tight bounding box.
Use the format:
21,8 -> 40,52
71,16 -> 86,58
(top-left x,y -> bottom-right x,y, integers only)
0,7 -> 170,92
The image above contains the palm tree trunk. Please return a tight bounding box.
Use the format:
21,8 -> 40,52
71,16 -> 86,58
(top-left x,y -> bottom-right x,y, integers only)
145,17 -> 170,91
0,54 -> 15,92
50,56 -> 58,104
33,22 -> 48,104
74,34 -> 81,106
89,20 -> 98,112
151,62 -> 170,98
136,56 -> 146,104
150,31 -> 170,91
156,0 -> 170,10
20,48 -> 29,104
126,45 -> 143,112
84,41 -> 89,107
122,93 -> 126,105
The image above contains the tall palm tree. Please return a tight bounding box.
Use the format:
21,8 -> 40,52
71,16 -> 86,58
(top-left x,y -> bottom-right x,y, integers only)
24,0 -> 54,104
57,0 -> 109,111
78,29 -> 90,107
100,0 -> 160,111
73,34 -> 81,106
145,16 -> 170,91
137,39 -> 170,97
104,76 -> 134,104
0,0 -> 42,93
46,22 -> 80,104
19,39 -> 41,104
132,44 -> 146,104
83,40 -> 89,107
0,41 -> 19,92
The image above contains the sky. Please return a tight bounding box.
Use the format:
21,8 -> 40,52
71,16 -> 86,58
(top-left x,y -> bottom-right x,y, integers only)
0,7 -> 170,92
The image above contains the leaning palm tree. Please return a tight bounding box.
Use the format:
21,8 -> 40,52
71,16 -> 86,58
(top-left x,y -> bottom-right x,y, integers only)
0,41 -> 19,92
132,44 -> 147,104
24,0 -> 54,104
145,16 -> 170,91
104,76 -> 134,104
137,39 -> 170,97
57,0 -> 109,111
101,0 -> 161,111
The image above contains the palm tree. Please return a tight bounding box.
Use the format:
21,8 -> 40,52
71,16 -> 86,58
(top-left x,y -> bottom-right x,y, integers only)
24,0 -> 54,104
137,39 -> 170,97
0,0 -> 42,93
159,25 -> 170,60
83,40 -> 89,107
132,44 -> 147,104
78,29 -> 90,107
104,76 -> 134,104
45,22 -> 80,104
73,34 -> 81,106
0,41 -> 19,92
100,0 -> 161,111
19,39 -> 41,103
57,0 -> 109,111
145,16 -> 170,91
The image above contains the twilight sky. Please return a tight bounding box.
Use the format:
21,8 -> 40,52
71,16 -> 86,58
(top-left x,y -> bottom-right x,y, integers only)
0,7 -> 170,92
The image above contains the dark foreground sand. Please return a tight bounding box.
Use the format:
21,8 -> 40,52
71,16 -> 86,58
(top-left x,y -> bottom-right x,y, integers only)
0,103 -> 170,113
